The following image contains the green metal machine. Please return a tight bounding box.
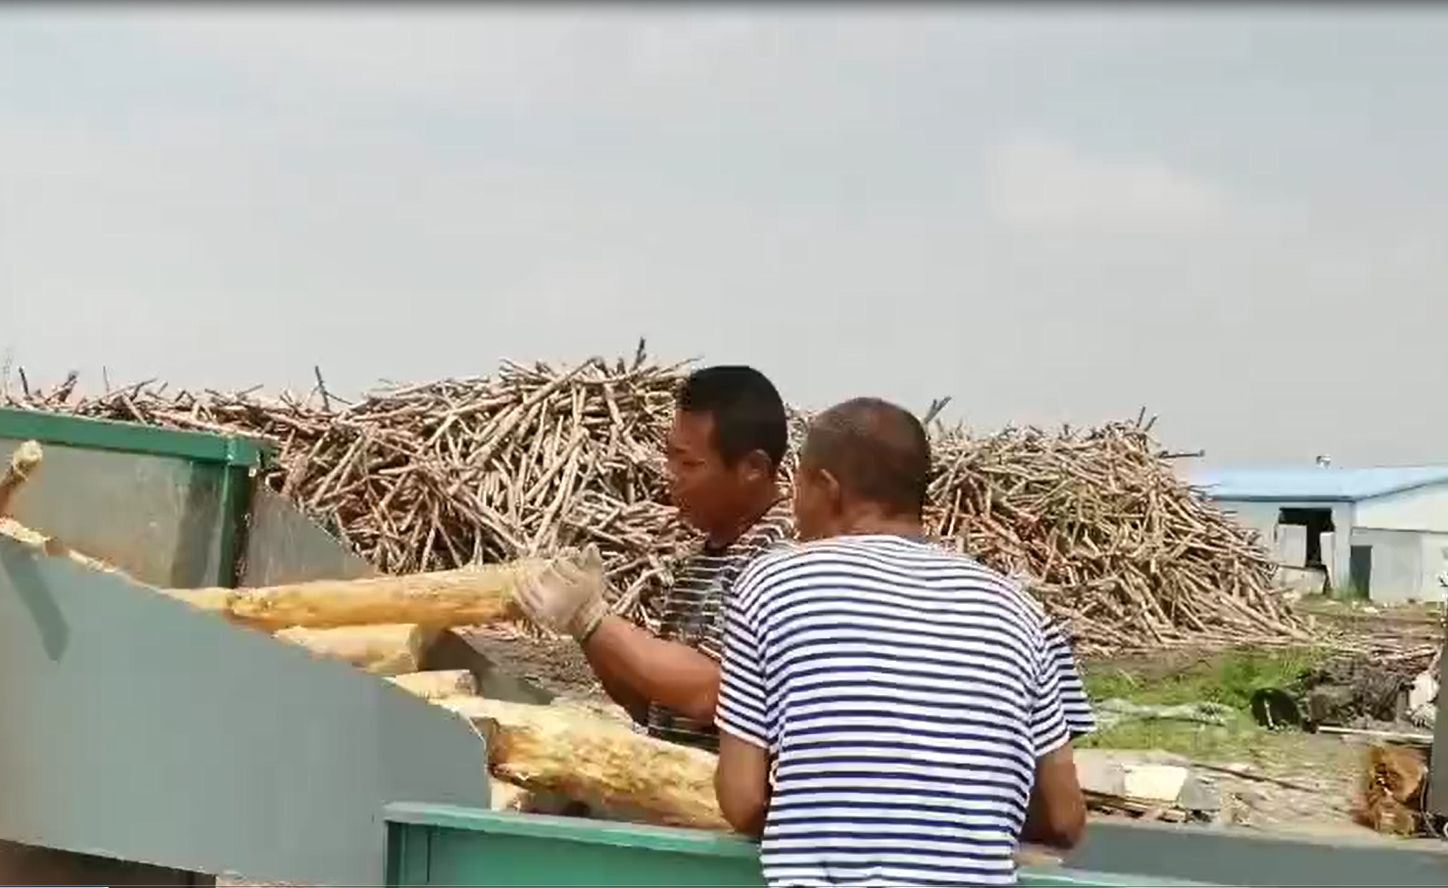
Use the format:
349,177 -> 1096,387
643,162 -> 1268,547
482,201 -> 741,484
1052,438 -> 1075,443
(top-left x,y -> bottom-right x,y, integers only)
0,408 -> 1444,888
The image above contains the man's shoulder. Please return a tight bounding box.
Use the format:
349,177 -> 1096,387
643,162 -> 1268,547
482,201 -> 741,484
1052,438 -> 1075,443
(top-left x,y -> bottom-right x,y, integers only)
744,536 -> 1049,620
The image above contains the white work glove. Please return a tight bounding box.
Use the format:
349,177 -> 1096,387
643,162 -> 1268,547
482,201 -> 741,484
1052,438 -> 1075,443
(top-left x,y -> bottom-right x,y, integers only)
515,544 -> 609,643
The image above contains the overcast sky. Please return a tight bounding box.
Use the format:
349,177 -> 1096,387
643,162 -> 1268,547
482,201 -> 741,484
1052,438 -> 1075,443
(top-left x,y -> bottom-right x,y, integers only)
2,4 -> 1445,466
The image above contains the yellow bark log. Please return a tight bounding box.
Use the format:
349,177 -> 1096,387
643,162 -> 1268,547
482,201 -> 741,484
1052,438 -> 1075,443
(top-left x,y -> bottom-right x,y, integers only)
489,778 -> 531,812
0,441 -> 43,517
274,623 -> 435,676
387,669 -> 479,700
162,560 -> 544,632
436,696 -> 728,831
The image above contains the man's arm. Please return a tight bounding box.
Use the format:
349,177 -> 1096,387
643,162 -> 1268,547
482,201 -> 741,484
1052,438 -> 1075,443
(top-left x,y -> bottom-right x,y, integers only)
712,565 -> 775,837
513,549 -> 719,724
583,615 -> 720,724
1022,744 -> 1086,849
715,731 -> 770,837
1022,619 -> 1087,850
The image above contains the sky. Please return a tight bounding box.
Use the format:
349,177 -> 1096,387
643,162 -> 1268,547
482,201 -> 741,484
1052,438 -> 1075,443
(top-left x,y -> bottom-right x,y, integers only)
2,4 -> 1446,467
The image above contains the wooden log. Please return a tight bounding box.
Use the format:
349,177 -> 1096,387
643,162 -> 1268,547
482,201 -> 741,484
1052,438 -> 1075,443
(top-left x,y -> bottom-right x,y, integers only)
273,623 -> 435,675
489,777 -> 531,812
0,441 -> 43,517
162,559 -> 546,632
436,697 -> 729,831
387,669 -> 478,700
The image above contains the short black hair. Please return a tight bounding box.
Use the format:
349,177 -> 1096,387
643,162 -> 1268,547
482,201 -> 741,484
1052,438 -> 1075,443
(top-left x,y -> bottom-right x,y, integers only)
802,397 -> 931,517
676,366 -> 788,470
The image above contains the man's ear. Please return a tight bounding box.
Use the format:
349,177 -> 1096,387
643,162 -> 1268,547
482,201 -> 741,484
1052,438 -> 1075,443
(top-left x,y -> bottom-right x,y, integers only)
818,468 -> 843,510
738,449 -> 774,484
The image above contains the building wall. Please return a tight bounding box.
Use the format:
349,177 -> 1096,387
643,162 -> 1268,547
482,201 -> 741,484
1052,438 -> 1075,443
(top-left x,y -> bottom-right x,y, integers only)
1420,533 -> 1448,602
1349,528 -> 1424,604
1213,499 -> 1355,589
1354,484 -> 1448,533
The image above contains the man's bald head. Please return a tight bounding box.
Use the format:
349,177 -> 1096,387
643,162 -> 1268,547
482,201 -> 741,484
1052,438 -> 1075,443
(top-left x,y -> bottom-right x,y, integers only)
800,398 -> 932,519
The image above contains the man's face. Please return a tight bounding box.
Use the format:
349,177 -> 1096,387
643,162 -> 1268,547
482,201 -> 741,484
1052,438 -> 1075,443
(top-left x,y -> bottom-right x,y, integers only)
666,410 -> 741,533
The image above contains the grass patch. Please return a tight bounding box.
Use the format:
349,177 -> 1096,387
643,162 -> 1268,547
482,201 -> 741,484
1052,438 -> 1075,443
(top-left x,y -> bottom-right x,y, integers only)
1083,647 -> 1333,712
1076,717 -> 1260,760
1078,647 -> 1337,758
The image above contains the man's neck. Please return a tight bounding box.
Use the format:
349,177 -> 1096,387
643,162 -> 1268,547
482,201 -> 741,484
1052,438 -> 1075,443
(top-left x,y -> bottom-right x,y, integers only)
705,487 -> 782,549
837,510 -> 924,540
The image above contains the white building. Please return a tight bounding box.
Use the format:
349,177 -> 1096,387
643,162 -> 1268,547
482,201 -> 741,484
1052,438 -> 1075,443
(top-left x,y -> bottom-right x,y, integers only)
1193,466 -> 1448,605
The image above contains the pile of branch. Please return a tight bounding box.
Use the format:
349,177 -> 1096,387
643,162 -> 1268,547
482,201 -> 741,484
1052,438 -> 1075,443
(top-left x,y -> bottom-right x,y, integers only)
926,421 -> 1310,653
2,348 -> 1310,654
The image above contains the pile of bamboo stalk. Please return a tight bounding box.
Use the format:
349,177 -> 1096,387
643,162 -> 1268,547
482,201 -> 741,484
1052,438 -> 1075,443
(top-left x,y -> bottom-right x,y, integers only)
2,346 -> 1309,654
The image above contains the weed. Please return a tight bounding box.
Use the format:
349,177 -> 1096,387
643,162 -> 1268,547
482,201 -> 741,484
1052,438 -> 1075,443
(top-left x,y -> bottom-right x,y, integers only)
1083,647 -> 1333,712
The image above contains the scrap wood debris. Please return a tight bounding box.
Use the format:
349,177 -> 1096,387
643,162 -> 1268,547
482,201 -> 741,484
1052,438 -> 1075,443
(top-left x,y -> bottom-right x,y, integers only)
1353,744 -> 1431,837
2,345 -> 1311,655
1282,646 -> 1441,729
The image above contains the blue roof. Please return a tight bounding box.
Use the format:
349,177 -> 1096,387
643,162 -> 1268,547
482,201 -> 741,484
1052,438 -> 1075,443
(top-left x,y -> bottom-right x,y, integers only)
1190,466 -> 1448,503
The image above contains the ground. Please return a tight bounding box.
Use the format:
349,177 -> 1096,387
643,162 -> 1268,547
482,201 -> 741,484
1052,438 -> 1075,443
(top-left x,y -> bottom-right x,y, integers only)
1074,595 -> 1444,841
1078,648 -> 1370,836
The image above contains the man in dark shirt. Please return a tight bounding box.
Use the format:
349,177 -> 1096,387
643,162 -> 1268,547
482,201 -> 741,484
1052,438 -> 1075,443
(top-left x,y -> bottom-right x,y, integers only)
518,365 -> 793,751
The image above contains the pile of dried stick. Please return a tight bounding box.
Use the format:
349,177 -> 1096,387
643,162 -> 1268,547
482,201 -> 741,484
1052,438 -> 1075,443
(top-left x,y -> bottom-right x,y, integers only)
2,346 -> 1308,654
925,421 -> 1310,653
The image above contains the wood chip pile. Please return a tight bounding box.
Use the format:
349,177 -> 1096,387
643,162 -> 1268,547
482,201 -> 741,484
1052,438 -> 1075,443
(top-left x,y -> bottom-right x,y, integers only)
2,348 -> 1309,654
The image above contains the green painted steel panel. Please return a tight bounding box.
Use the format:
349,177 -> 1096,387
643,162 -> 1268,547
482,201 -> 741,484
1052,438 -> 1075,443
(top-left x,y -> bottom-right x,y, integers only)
382,804 -> 1208,888
1065,818 -> 1448,887
0,410 -> 271,588
0,407 -> 267,467
0,539 -> 492,885
0,438 -> 237,586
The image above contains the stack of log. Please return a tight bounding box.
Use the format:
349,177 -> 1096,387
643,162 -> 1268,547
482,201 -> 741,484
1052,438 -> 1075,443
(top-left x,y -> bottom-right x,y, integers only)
2,347 -> 1309,654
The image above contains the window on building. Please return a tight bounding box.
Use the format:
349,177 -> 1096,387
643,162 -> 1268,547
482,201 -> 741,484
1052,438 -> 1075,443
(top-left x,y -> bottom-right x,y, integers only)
1278,507 -> 1335,568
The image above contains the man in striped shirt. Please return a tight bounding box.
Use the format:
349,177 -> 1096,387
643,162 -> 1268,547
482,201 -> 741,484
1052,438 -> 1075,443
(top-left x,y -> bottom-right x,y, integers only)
714,398 -> 1086,886
517,366 -> 1093,753
517,365 -> 794,751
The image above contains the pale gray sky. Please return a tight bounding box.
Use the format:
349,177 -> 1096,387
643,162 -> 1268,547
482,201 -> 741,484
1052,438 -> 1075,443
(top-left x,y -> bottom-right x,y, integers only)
3,4 -> 1445,466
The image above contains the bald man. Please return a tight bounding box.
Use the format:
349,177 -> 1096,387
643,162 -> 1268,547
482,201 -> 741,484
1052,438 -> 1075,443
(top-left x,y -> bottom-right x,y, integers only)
714,398 -> 1085,887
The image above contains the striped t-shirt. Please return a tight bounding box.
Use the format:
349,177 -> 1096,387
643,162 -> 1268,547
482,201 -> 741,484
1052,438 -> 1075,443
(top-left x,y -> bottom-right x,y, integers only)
716,535 -> 1071,887
647,504 -> 1094,750
1045,619 -> 1095,738
647,498 -> 795,750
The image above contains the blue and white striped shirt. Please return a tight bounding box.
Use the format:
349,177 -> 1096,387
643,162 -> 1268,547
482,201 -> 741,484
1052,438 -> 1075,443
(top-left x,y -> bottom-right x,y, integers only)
716,535 -> 1071,887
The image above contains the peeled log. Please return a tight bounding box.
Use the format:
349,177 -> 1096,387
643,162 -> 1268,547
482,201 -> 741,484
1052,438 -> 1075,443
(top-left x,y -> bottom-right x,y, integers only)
489,778 -> 532,812
162,559 -> 546,632
436,696 -> 728,831
388,669 -> 478,700
274,624 -> 434,675
0,441 -> 43,517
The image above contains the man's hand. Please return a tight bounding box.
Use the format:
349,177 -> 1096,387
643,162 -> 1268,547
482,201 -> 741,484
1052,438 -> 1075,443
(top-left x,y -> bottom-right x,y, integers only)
1023,744 -> 1086,850
516,544 -> 609,643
